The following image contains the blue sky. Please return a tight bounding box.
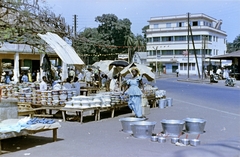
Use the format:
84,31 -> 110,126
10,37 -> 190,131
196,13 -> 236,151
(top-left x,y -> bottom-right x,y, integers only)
46,0 -> 240,42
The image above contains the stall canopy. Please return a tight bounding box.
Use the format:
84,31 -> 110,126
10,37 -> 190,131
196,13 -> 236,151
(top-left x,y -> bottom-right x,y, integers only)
208,50 -> 240,60
37,32 -> 85,69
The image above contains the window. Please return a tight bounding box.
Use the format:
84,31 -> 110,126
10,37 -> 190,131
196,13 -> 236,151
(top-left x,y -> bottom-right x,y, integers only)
148,51 -> 156,56
188,49 -> 200,55
147,38 -> 152,43
184,63 -> 187,70
213,36 -> 215,42
192,21 -> 198,26
224,38 -> 226,44
180,63 -> 184,70
175,50 -> 185,55
191,63 -> 195,70
162,50 -> 173,55
216,36 -> 218,42
166,23 -> 171,28
154,24 -> 158,29
209,36 -> 212,41
216,50 -> 218,55
188,35 -> 201,41
162,36 -> 173,42
153,37 -> 160,42
175,36 -> 186,41
177,22 -> 184,27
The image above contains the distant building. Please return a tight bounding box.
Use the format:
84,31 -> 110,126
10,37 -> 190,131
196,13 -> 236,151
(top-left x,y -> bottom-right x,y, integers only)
132,52 -> 148,65
146,13 -> 227,75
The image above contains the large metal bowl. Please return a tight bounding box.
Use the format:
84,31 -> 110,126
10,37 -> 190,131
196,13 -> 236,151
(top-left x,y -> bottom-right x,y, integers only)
184,118 -> 206,134
161,119 -> 185,136
119,117 -> 146,133
130,121 -> 157,139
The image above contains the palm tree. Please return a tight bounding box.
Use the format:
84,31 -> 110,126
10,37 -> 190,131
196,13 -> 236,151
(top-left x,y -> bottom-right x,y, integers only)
124,35 -> 134,63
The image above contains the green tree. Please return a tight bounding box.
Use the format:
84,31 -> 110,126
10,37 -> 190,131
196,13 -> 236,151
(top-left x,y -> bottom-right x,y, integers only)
134,34 -> 146,52
0,0 -> 70,50
227,42 -> 235,53
124,35 -> 134,63
95,14 -> 132,58
233,34 -> 240,51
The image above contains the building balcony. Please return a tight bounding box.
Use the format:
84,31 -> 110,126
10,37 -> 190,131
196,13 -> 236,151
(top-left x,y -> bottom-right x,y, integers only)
146,25 -> 226,35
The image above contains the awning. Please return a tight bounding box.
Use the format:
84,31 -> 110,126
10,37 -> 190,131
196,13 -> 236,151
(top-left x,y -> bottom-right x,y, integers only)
208,50 -> 240,60
37,32 -> 85,66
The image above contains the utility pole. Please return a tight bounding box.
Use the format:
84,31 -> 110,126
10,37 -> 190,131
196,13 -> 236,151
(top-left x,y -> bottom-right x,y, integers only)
187,12 -> 190,79
73,15 -> 77,38
202,36 -> 207,79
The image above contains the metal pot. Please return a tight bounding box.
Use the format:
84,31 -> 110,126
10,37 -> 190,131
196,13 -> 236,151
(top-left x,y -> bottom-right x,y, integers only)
161,119 -> 185,136
180,138 -> 190,145
130,121 -> 157,139
158,137 -> 166,143
190,139 -> 200,146
151,136 -> 158,142
119,117 -> 146,133
171,137 -> 180,144
184,118 -> 206,134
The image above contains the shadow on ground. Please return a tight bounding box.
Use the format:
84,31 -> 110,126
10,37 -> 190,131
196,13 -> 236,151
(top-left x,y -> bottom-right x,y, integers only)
1,136 -> 63,154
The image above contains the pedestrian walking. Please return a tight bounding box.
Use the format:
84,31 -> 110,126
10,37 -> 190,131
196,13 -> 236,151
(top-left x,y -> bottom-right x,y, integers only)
176,69 -> 179,77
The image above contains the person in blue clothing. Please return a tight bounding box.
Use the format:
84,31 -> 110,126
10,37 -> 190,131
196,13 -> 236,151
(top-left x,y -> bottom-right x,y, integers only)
122,67 -> 145,118
5,71 -> 11,84
21,73 -> 28,83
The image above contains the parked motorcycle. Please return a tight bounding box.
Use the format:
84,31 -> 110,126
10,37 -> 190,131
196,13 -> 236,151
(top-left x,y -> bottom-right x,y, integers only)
210,74 -> 218,83
225,77 -> 235,87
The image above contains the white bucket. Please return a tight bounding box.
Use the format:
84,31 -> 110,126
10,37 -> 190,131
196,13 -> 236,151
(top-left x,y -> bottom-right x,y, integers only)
166,98 -> 173,107
159,99 -> 166,109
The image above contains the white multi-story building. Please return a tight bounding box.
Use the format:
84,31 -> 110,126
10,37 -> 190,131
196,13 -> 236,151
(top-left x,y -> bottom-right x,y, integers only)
146,13 -> 227,75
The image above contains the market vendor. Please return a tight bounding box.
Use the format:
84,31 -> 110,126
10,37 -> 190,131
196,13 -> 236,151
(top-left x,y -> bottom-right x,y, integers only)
40,76 -> 48,91
63,78 -> 72,89
72,76 -> 80,95
122,67 -> 145,118
53,79 -> 62,90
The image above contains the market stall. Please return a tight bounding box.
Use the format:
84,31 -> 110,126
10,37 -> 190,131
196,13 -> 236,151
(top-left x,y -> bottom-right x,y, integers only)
0,118 -> 60,154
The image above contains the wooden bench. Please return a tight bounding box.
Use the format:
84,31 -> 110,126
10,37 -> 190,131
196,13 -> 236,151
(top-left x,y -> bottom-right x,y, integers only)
60,106 -> 99,123
18,103 -> 47,117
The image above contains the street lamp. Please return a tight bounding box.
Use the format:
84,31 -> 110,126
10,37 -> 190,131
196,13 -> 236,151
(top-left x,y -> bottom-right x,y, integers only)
153,46 -> 158,73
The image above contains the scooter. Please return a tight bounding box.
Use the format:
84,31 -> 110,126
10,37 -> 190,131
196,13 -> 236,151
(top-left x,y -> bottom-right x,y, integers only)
210,74 -> 218,83
215,73 -> 223,80
225,77 -> 236,87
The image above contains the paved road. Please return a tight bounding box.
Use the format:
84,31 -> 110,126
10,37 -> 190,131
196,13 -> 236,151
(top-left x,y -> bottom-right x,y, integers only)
1,76 -> 240,157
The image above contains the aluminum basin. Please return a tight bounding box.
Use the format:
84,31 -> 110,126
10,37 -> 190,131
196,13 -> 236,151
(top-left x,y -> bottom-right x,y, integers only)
184,118 -> 206,134
161,119 -> 185,136
119,117 -> 146,133
130,121 -> 156,139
